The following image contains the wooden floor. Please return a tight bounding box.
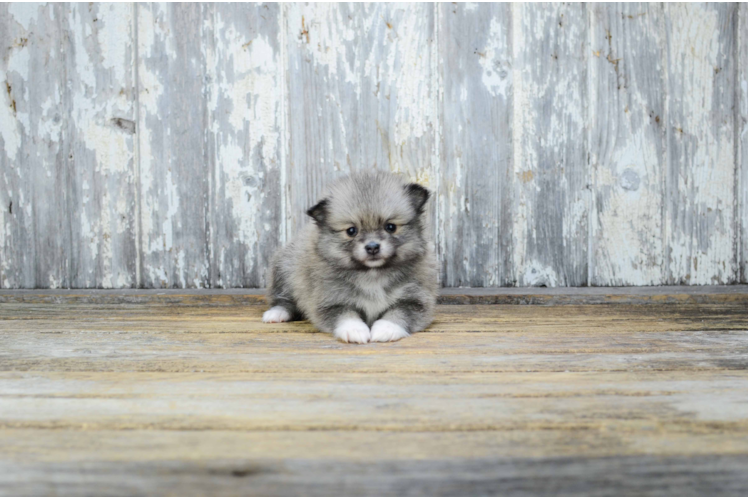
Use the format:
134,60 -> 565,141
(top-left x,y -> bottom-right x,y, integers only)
2,287 -> 748,495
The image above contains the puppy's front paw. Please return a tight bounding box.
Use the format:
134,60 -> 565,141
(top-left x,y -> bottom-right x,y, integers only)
262,306 -> 291,323
370,320 -> 409,343
334,317 -> 371,344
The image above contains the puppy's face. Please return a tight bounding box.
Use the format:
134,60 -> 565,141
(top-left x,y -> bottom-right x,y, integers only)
307,173 -> 430,270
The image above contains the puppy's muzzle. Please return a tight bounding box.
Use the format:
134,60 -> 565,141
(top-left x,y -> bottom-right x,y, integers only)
365,242 -> 380,256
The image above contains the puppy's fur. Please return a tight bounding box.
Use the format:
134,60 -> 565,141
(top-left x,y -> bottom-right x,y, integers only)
263,172 -> 438,343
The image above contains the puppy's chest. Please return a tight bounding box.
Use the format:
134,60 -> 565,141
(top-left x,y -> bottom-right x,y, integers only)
348,274 -> 400,320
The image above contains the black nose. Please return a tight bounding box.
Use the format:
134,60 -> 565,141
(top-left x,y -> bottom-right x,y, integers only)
365,242 -> 380,255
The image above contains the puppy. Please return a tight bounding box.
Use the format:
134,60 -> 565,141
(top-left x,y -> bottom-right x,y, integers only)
262,171 -> 438,343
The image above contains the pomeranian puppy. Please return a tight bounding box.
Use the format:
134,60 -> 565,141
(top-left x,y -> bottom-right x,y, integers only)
262,171 -> 438,343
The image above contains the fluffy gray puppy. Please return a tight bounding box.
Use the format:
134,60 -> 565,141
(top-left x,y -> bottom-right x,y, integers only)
263,171 -> 438,343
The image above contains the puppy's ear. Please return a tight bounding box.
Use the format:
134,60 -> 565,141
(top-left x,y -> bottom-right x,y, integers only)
306,198 -> 329,225
405,183 -> 430,214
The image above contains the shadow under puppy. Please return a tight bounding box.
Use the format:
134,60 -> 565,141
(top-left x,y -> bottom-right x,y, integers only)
263,171 -> 438,343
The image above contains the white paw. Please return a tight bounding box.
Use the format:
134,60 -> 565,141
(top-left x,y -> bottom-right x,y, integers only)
370,320 -> 410,343
262,306 -> 291,323
334,317 -> 371,344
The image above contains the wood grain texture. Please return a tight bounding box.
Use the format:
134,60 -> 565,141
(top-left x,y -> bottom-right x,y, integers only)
358,3 -> 435,182
4,370 -> 748,431
2,452 -> 747,496
665,3 -> 738,285
2,3 -> 748,288
137,3 -> 211,288
207,4 -> 283,287
740,3 -> 747,283
1,291 -> 748,495
0,4 -> 70,288
589,4 -> 666,286
438,3 -> 513,287
284,4 -> 436,239
358,3 -> 438,242
512,3 -> 589,287
2,303 -> 747,375
284,3 -> 361,236
1,285 -> 747,306
66,3 -> 138,288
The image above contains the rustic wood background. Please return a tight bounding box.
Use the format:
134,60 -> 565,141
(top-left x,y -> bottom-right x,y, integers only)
1,3 -> 746,289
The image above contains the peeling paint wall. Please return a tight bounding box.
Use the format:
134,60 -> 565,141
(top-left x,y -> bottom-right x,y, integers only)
0,3 -> 746,288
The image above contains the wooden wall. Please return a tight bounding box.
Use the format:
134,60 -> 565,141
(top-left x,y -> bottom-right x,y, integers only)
1,3 -> 746,288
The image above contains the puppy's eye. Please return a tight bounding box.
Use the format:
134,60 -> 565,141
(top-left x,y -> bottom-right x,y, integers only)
385,223 -> 396,233
346,227 -> 358,237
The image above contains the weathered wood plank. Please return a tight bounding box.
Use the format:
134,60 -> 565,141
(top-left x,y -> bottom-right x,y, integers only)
2,453 -> 748,496
207,4 -> 283,288
0,3 -> 31,288
65,3 -> 138,288
2,3 -> 748,289
2,302 -> 747,374
438,3 -> 513,287
0,4 -> 70,288
2,285 -> 748,305
3,300 -> 747,331
3,371 -> 748,432
284,4 -> 436,239
740,3 -> 748,283
2,293 -> 748,494
511,3 -> 589,286
0,285 -> 745,305
2,297 -> 748,495
436,285 -> 748,305
357,3 -> 437,240
3,337 -> 747,373
3,428 -> 748,465
665,3 -> 738,285
589,4 -> 666,286
358,3 -> 436,179
137,3 -> 210,288
284,3 -> 361,236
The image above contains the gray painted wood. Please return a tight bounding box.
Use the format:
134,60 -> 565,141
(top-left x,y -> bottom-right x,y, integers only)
357,3 -> 437,243
740,3 -> 747,283
665,3 -> 738,285
1,3 -> 748,288
284,3 -> 362,236
588,3 -> 667,286
438,3 -> 514,287
207,3 -> 283,288
137,3 -> 211,288
0,3 -> 31,288
66,3 -> 138,288
512,3 -> 589,286
284,4 -> 436,240
1,4 -> 70,288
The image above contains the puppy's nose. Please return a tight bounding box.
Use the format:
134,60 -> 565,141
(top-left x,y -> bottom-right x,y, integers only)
365,242 -> 380,255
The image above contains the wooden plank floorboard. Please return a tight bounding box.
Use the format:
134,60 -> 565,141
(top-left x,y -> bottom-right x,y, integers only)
3,455 -> 748,496
3,371 -> 748,433
1,289 -> 747,494
2,285 -> 747,305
